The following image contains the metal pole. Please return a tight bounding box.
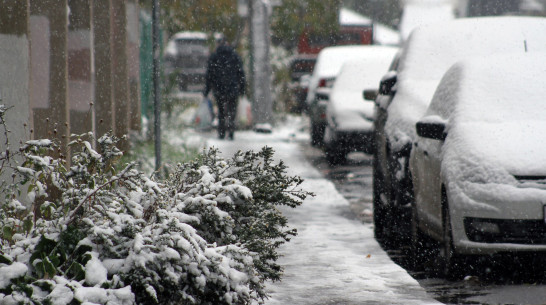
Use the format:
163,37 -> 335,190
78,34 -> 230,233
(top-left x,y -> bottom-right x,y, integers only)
250,0 -> 273,130
152,0 -> 161,172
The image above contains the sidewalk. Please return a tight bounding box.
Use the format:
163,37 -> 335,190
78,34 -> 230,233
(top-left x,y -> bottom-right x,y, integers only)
205,116 -> 442,305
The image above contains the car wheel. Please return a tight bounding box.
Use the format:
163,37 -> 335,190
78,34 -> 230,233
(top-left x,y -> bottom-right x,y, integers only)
373,155 -> 389,241
388,153 -> 413,246
325,143 -> 347,165
439,191 -> 463,280
311,122 -> 324,147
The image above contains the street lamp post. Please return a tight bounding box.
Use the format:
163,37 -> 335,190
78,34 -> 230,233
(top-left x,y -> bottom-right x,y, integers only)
249,0 -> 273,132
152,0 -> 161,172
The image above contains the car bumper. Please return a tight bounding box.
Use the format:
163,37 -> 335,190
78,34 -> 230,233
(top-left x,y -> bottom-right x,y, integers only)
310,100 -> 328,125
325,127 -> 375,153
449,185 -> 546,255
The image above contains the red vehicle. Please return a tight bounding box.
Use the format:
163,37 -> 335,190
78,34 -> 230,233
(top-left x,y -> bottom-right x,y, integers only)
297,25 -> 374,55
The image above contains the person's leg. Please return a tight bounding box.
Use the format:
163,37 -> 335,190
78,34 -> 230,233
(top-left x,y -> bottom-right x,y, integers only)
226,97 -> 238,140
216,97 -> 227,139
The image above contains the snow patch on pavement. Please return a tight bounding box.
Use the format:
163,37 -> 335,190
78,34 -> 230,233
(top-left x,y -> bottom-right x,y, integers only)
206,116 -> 441,304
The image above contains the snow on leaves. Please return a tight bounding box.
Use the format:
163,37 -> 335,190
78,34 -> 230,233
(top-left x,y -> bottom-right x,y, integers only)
0,109 -> 311,305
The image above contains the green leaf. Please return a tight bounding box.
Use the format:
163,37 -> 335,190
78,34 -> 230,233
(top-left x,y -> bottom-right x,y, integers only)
34,261 -> 46,278
67,262 -> 86,281
43,256 -> 57,278
30,236 -> 57,265
23,217 -> 33,233
0,254 -> 13,264
49,253 -> 61,268
2,226 -> 13,241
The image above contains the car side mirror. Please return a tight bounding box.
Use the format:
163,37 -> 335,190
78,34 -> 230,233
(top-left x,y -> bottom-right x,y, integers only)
379,74 -> 397,95
363,89 -> 378,101
416,121 -> 447,141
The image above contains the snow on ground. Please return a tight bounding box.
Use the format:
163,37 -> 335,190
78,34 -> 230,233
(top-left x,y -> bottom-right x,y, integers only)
203,115 -> 441,304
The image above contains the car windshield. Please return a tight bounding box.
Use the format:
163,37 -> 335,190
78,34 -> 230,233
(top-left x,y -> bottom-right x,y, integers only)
175,39 -> 208,53
290,59 -> 316,80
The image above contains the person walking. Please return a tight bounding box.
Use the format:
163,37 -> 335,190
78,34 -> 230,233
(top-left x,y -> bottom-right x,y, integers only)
203,38 -> 246,140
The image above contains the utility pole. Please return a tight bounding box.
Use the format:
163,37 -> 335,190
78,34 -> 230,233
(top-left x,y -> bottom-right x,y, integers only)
249,0 -> 273,132
152,0 -> 161,171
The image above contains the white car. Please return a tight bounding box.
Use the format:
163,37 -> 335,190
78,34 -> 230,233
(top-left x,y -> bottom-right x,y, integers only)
323,46 -> 398,164
305,45 -> 381,146
373,16 -> 546,244
410,53 -> 546,278
163,31 -> 210,92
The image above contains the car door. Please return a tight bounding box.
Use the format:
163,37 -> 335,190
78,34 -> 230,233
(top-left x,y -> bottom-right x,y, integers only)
411,127 -> 444,238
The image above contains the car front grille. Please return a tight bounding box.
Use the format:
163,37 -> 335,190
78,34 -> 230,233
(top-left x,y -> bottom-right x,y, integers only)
514,175 -> 546,190
464,217 -> 546,245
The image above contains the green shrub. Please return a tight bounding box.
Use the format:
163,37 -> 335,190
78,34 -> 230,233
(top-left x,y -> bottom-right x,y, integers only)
0,107 -> 312,304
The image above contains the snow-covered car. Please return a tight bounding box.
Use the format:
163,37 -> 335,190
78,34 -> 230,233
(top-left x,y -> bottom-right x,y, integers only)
306,45 -> 383,146
163,31 -> 210,92
372,16 -> 546,243
288,55 -> 316,113
323,46 -> 398,164
409,53 -> 546,278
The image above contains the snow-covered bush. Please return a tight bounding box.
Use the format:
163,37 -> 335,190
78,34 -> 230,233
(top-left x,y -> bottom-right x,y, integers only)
0,107 -> 311,304
169,147 -> 309,284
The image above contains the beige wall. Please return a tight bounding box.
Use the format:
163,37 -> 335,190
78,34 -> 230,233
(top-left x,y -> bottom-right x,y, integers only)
68,0 -> 94,136
0,1 -> 31,152
0,0 -> 141,159
30,0 -> 69,158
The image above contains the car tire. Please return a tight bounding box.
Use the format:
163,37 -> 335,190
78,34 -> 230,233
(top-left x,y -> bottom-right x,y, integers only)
388,152 -> 412,246
439,191 -> 464,280
373,155 -> 388,241
311,122 -> 325,147
325,143 -> 347,165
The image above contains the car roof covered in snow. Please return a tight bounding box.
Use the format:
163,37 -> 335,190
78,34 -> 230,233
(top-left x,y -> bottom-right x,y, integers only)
171,31 -> 208,41
306,45 -> 388,104
430,52 -> 546,176
331,46 -> 399,96
429,53 -> 546,123
385,16 -> 546,151
313,45 -> 377,78
327,46 -> 398,130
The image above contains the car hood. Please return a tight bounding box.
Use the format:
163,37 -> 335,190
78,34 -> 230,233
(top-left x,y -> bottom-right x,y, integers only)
440,121 -> 546,215
327,90 -> 375,131
449,122 -> 546,177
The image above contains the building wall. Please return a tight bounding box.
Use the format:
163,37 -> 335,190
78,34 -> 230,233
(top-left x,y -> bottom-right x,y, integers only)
1,0 -> 142,166
68,0 -> 94,136
0,1 -> 31,152
30,0 -> 70,158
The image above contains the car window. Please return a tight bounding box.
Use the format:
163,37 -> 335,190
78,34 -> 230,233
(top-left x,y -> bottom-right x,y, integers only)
175,39 -> 208,53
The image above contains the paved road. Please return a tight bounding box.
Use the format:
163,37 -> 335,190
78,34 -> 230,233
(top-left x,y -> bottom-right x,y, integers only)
300,136 -> 546,305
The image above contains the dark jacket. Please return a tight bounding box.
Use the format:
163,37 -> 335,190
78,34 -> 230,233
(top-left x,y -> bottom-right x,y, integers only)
203,46 -> 246,100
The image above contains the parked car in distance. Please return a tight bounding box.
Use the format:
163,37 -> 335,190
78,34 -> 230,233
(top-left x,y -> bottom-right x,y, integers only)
372,16 -> 546,243
323,46 -> 398,164
306,45 -> 381,146
297,24 -> 373,55
409,53 -> 546,278
163,31 -> 210,92
287,55 -> 316,113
